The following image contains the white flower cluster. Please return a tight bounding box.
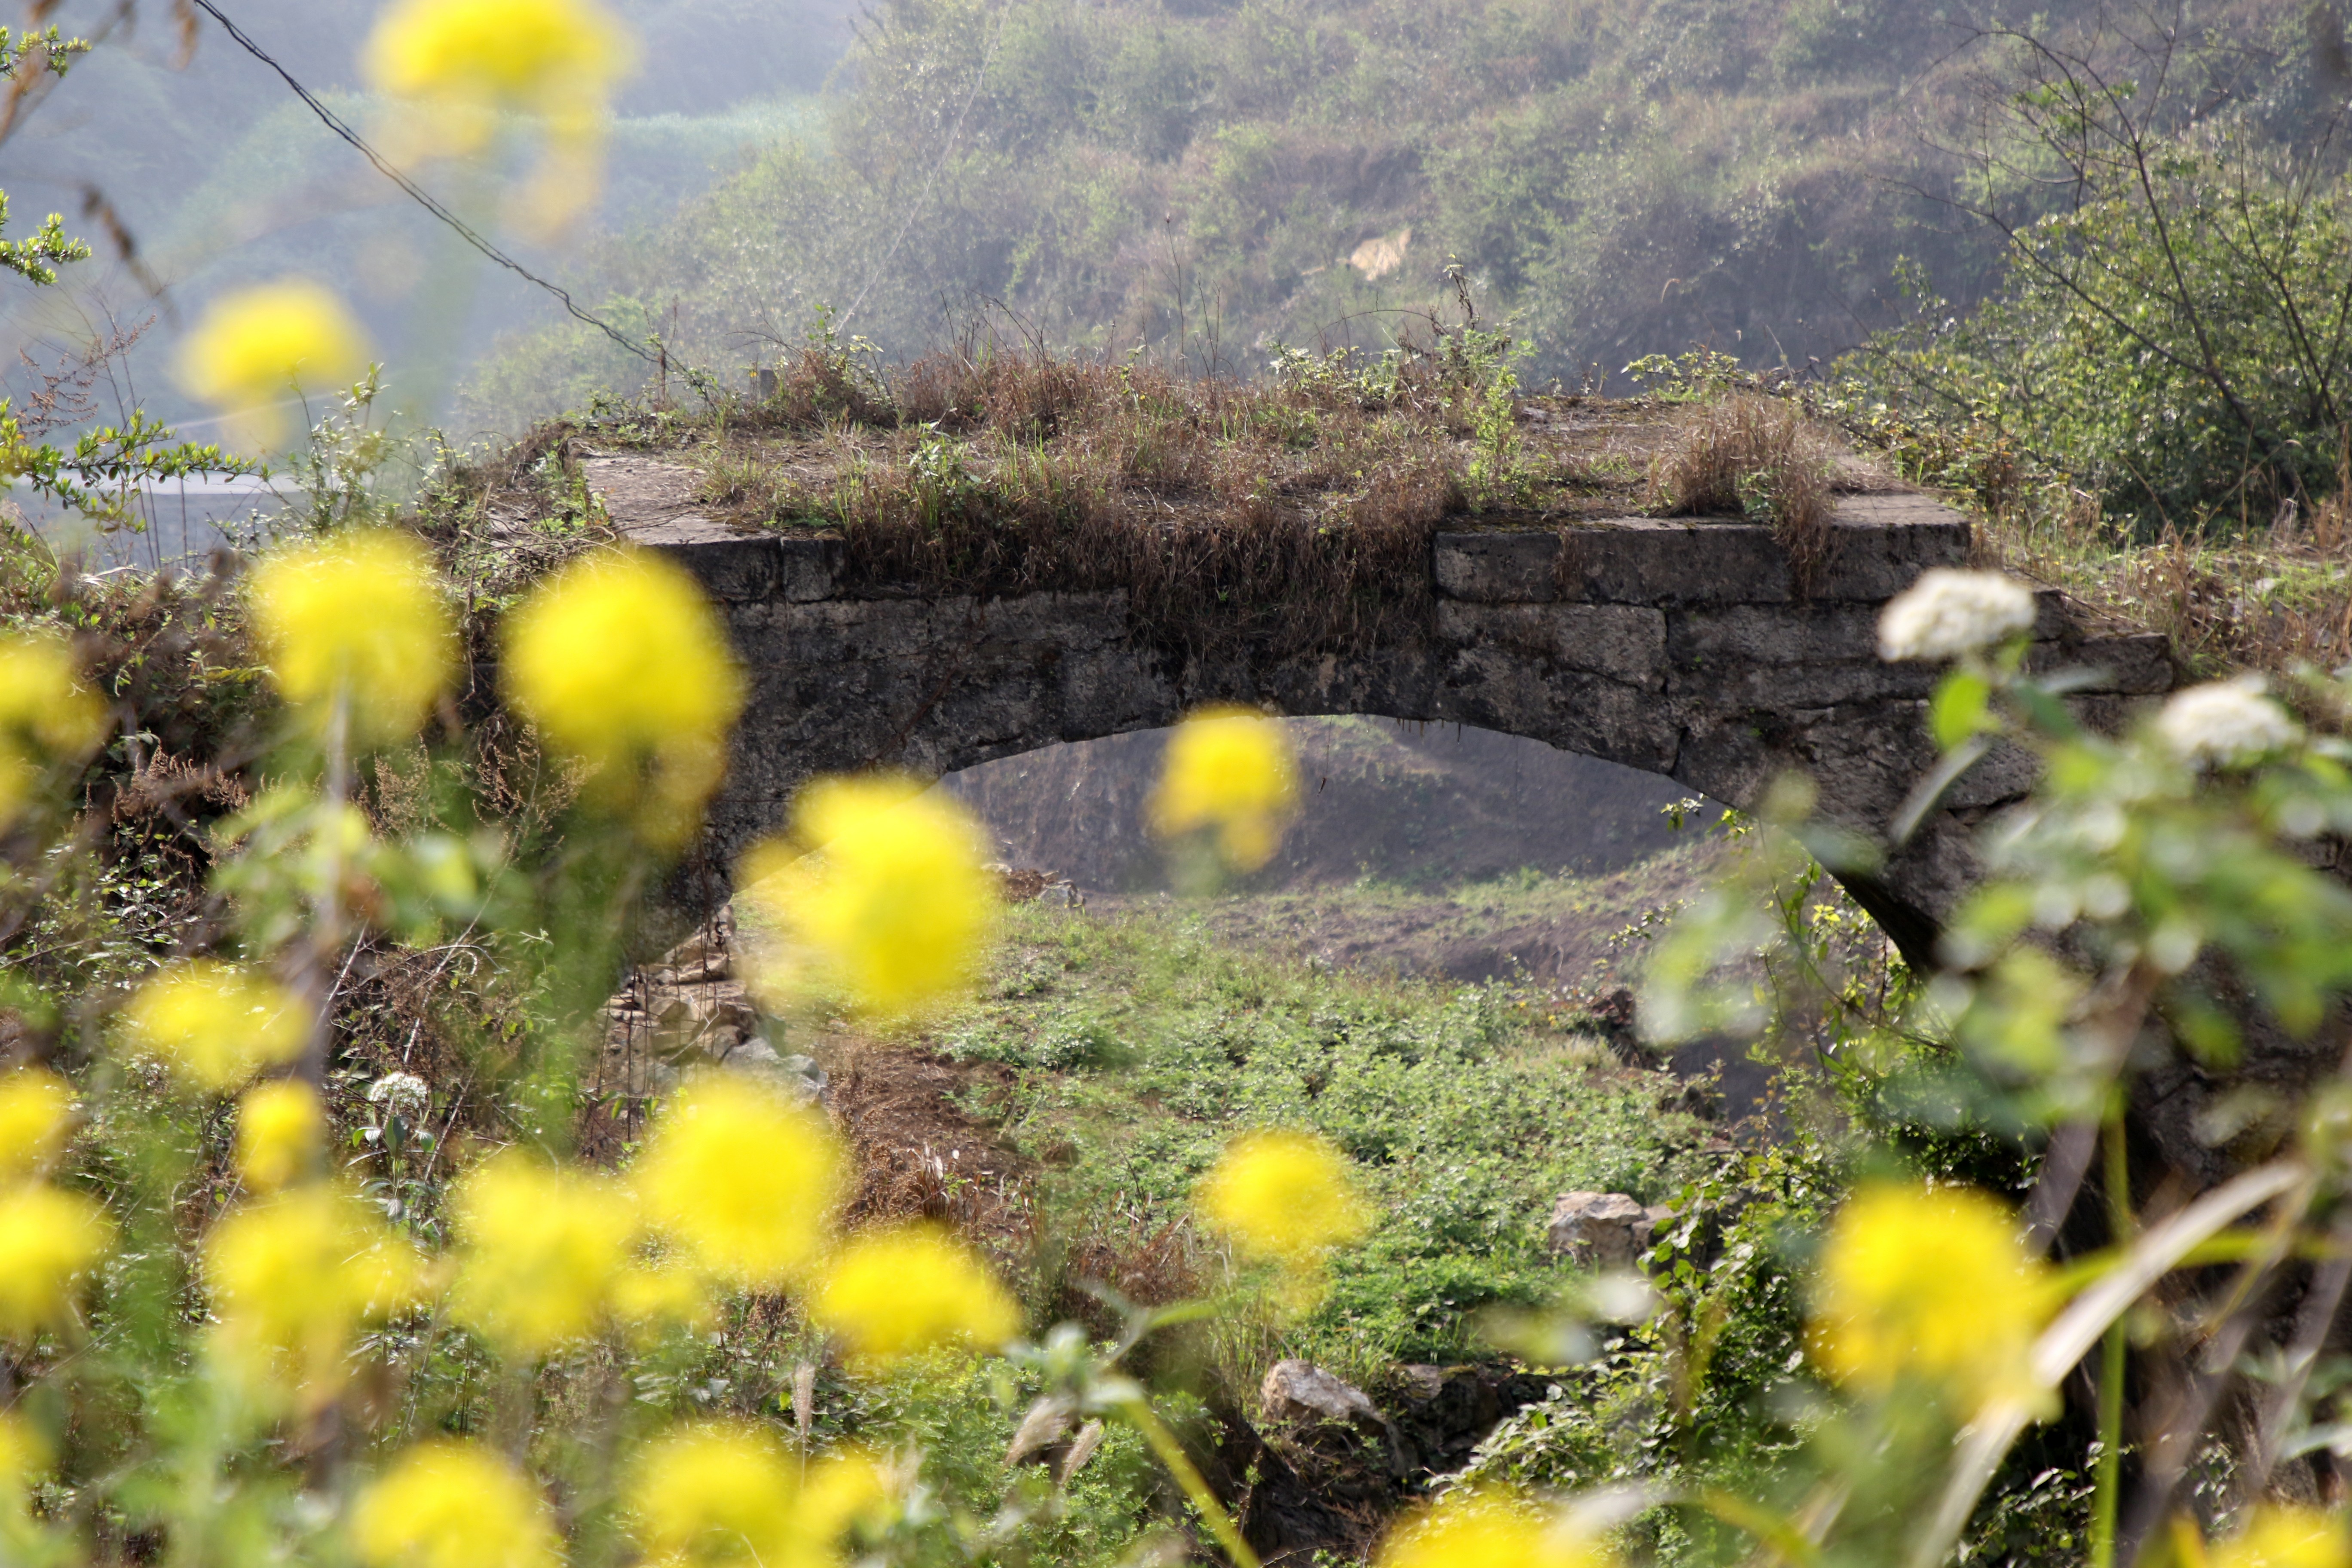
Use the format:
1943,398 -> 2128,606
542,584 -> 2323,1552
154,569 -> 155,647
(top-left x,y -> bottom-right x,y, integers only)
367,1071 -> 431,1120
1877,569 -> 2039,662
2156,677 -> 2300,768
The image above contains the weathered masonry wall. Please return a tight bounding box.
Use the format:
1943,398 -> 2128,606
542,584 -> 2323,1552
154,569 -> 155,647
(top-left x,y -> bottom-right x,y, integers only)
595,456 -> 2175,963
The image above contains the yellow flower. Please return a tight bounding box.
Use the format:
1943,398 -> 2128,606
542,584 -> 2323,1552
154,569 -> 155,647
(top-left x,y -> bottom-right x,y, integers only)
365,0 -> 629,136
630,1421 -> 794,1567
630,1422 -> 872,1568
501,549 -> 744,846
236,1079 -> 325,1193
611,1262 -> 714,1344
738,776 -> 994,1015
1196,1128 -> 1368,1267
353,1439 -> 559,1568
121,960 -> 311,1095
2213,1508 -> 2352,1568
1378,1488 -> 1611,1568
449,1150 -> 632,1358
0,1184 -> 113,1341
0,1069 -> 76,1184
176,280 -> 369,447
811,1225 -> 1020,1369
0,632 -> 105,829
1147,706 -> 1299,872
0,1410 -> 48,1501
251,530 -> 455,747
204,1183 -> 428,1407
800,1449 -> 892,1546
633,1077 -> 844,1289
1810,1182 -> 2055,1412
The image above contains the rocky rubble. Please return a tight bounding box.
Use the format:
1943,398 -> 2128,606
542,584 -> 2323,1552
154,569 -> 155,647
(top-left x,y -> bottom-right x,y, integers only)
1544,1190 -> 1675,1268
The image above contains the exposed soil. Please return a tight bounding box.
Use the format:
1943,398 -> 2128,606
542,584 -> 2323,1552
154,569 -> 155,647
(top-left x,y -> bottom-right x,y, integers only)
824,1035 -> 1035,1247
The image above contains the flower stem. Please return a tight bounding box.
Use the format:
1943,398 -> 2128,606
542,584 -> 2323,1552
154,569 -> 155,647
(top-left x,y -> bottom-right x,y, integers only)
1113,1395 -> 1262,1568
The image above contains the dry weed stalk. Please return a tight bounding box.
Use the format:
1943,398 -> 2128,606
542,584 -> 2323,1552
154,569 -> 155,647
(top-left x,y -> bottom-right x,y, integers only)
1647,392 -> 1836,590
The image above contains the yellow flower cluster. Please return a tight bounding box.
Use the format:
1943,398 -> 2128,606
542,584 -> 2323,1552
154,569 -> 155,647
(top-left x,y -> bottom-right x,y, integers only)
250,530 -> 455,747
1148,705 -> 1300,872
633,1076 -> 845,1290
812,1224 -> 1021,1369
204,1182 -> 428,1409
0,631 -> 105,831
353,1439 -> 558,1568
1196,1127 -> 1369,1268
1377,1488 -> 1613,1568
1810,1182 -> 2055,1412
416,1078 -> 1020,1372
364,0 -> 633,231
739,776 -> 995,1016
2212,1507 -> 2352,1568
502,549 -> 745,846
121,960 -> 312,1094
176,280 -> 369,448
235,1079 -> 325,1192
448,1151 -> 634,1357
0,1069 -> 113,1343
630,1423 -> 885,1568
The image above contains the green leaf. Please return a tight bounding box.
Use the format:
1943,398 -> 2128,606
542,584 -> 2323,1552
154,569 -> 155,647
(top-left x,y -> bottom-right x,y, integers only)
1929,671 -> 1993,750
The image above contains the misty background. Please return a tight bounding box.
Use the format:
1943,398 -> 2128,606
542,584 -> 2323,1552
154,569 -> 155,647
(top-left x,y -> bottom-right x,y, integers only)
3,0 -> 2339,554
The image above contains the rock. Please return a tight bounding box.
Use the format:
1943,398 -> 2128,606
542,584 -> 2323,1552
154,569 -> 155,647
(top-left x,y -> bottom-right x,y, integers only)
1260,1359 -> 1383,1428
1544,1191 -> 1657,1268
1382,1363 -> 1556,1474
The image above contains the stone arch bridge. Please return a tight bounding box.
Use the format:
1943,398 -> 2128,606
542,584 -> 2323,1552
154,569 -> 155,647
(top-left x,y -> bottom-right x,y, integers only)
588,456 -> 2175,969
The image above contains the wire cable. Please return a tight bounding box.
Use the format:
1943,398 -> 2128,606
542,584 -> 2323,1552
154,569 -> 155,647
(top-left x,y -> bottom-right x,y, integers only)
184,0 -> 658,364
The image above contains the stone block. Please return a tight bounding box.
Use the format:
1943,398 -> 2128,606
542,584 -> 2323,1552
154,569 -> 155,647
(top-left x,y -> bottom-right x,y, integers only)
1433,530 -> 1561,602
1668,603 -> 1882,666
634,518 -> 783,602
1436,601 -> 1666,688
1808,494 -> 1973,600
1671,659 -> 1939,709
775,536 -> 843,602
2030,633 -> 2176,695
1566,519 -> 1793,605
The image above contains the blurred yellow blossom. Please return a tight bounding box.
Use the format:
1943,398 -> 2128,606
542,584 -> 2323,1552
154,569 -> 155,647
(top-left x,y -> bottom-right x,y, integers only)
634,1076 -> 843,1289
364,0 -> 632,231
251,530 -> 455,746
611,1261 -> 714,1344
0,631 -> 105,829
1196,1128 -> 1368,1267
204,1183 -> 429,1407
353,1439 -> 559,1568
176,280 -> 369,447
0,1069 -> 75,1184
448,1151 -> 633,1357
1148,706 -> 1299,871
800,1448 -> 892,1546
628,1425 -> 878,1568
1377,1487 -> 1611,1568
629,1421 -> 797,1568
122,960 -> 311,1094
1811,1182 -> 2055,1412
235,1079 -> 325,1193
0,1183 -> 113,1341
2212,1507 -> 2352,1568
812,1224 -> 1020,1369
502,549 -> 744,845
0,1409 -> 46,1497
123,959 -> 312,1090
738,775 -> 994,1015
